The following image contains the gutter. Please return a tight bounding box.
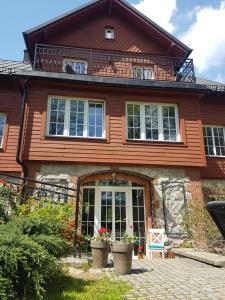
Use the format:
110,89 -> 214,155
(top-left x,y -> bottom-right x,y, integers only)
16,79 -> 28,179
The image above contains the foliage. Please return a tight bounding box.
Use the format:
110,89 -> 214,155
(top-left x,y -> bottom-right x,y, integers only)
92,227 -> 111,242
19,199 -> 73,226
182,199 -> 222,249
120,232 -> 136,244
0,201 -> 70,299
44,276 -> 130,300
0,231 -> 61,299
0,183 -> 18,224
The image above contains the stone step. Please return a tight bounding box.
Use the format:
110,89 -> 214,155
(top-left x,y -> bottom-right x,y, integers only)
172,248 -> 225,268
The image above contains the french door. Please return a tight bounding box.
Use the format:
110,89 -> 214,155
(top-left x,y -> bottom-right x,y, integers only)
98,190 -> 132,240
81,183 -> 145,246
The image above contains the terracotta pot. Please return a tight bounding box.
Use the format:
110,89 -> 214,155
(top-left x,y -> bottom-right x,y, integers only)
111,242 -> 134,275
138,252 -> 144,259
90,240 -> 109,268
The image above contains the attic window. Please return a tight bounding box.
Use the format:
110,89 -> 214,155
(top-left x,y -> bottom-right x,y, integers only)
105,27 -> 115,40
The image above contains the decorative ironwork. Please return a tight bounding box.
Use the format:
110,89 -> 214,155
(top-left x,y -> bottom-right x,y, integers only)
0,172 -> 76,204
162,181 -> 187,237
33,44 -> 196,83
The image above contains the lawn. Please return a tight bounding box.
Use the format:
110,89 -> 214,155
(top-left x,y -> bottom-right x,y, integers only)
44,276 -> 130,300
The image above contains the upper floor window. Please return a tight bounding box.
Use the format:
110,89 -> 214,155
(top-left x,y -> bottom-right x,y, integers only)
63,59 -> 87,75
105,27 -> 115,39
47,97 -> 104,139
203,126 -> 225,157
132,66 -> 154,80
0,114 -> 6,148
126,103 -> 179,142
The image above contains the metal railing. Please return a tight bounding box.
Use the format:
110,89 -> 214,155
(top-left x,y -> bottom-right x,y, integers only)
0,172 -> 76,204
33,44 -> 196,83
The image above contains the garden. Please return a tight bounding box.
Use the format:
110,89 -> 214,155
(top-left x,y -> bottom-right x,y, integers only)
0,181 -> 130,300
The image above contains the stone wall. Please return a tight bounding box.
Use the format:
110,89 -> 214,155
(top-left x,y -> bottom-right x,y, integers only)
34,163 -> 203,237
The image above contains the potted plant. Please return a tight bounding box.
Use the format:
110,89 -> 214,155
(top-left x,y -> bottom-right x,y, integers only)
137,245 -> 144,259
90,227 -> 110,268
111,233 -> 135,275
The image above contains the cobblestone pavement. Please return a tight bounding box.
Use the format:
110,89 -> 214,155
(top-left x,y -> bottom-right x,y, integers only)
122,258 -> 225,300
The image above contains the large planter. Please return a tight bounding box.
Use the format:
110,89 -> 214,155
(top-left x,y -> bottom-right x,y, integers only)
90,240 -> 109,268
111,242 -> 134,275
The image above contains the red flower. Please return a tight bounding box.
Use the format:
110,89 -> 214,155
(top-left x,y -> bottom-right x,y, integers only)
98,227 -> 107,235
137,246 -> 144,252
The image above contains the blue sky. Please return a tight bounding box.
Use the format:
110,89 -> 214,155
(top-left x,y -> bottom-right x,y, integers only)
0,0 -> 225,83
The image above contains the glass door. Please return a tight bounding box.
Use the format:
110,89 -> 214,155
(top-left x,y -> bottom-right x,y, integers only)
100,190 -> 128,240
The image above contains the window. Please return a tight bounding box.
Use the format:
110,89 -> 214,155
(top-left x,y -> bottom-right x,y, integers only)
63,59 -> 87,75
126,103 -> 179,141
105,27 -> 115,39
0,114 -> 6,148
47,97 -> 104,138
132,66 -> 154,80
203,126 -> 225,157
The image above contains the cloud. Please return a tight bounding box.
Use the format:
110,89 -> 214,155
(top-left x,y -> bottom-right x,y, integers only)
180,2 -> 225,74
134,0 -> 177,33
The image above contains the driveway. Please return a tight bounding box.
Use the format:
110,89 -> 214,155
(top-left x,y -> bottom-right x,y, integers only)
123,258 -> 225,300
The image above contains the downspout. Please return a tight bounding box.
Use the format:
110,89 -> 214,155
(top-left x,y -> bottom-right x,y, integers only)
16,79 -> 28,180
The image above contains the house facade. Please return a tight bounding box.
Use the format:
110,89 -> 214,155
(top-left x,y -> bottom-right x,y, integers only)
0,0 -> 225,246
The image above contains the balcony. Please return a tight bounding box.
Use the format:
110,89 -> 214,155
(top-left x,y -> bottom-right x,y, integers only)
33,44 -> 196,83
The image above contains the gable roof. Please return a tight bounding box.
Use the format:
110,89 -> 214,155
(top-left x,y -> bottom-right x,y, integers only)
23,0 -> 192,60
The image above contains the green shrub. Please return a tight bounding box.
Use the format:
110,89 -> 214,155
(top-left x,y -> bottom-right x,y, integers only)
0,185 -> 18,224
0,232 -> 61,299
182,199 -> 222,248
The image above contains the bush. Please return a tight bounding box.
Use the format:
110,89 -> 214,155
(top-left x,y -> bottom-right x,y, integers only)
0,232 -> 60,299
182,198 -> 222,249
0,184 -> 18,224
0,214 -> 69,299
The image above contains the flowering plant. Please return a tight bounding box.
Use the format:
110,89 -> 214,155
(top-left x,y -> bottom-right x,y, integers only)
92,227 -> 110,241
137,245 -> 144,254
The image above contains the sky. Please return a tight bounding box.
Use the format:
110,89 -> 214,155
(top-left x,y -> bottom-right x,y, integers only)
0,0 -> 225,83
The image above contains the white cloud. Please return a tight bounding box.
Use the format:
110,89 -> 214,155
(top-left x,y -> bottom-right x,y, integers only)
180,2 -> 225,73
134,0 -> 177,33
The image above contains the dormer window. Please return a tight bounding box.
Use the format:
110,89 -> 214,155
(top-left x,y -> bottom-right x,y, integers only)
63,59 -> 87,75
105,27 -> 115,40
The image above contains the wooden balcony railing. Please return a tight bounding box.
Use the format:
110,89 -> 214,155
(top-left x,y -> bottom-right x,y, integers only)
33,44 -> 196,83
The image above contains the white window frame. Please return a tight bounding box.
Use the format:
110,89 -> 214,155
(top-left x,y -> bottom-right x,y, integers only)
46,96 -> 105,139
105,27 -> 115,40
0,113 -> 6,148
126,102 -> 180,142
132,66 -> 154,80
203,125 -> 225,157
63,59 -> 88,75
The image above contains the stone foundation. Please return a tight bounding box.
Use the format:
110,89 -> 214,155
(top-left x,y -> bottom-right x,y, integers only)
33,164 -> 203,238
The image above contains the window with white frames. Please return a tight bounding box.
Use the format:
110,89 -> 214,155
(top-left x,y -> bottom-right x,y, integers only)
63,59 -> 87,75
47,98 -> 104,138
105,27 -> 115,39
203,126 -> 225,156
132,66 -> 154,80
126,103 -> 179,141
0,114 -> 6,148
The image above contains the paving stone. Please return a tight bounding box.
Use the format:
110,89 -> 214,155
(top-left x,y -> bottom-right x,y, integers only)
122,258 -> 225,300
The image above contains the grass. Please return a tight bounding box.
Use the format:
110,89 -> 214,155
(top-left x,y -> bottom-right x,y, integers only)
44,276 -> 130,300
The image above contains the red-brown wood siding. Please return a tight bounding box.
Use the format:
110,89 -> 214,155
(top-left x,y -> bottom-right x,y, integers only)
200,97 -> 225,178
22,81 -> 205,167
46,13 -> 169,55
0,80 -> 21,172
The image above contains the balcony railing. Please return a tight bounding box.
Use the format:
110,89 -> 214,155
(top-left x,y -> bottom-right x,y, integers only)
33,44 -> 196,83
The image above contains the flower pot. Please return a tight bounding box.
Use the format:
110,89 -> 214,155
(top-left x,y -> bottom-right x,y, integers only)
137,252 -> 144,259
111,242 -> 134,275
90,240 -> 109,268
